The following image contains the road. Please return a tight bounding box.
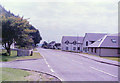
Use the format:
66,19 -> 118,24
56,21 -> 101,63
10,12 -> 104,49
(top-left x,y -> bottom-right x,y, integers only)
37,48 -> 119,81
2,48 -> 119,81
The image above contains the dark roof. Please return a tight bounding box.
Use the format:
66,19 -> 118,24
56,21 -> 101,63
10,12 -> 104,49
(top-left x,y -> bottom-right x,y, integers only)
62,36 -> 84,43
84,33 -> 107,41
49,41 -> 56,44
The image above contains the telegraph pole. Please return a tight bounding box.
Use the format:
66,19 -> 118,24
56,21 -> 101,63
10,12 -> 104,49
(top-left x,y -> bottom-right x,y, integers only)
77,34 -> 78,53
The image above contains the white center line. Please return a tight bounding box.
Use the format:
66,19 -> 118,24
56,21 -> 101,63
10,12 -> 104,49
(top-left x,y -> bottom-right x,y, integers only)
37,49 -> 64,81
47,65 -> 50,68
90,66 -> 117,78
50,69 -> 55,73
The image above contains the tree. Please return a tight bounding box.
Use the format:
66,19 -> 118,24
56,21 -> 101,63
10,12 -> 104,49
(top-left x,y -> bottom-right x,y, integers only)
30,29 -> 42,46
2,16 -> 17,55
1,5 -> 42,55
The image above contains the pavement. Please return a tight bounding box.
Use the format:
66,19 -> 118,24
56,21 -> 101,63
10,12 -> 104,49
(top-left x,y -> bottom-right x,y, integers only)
1,48 -> 120,81
77,53 -> 120,67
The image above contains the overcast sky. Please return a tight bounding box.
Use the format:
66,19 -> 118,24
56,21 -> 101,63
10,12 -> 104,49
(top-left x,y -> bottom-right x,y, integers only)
0,0 -> 119,43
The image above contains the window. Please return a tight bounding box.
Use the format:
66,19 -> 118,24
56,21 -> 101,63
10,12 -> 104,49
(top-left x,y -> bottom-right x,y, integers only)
91,41 -> 95,44
118,49 -> 120,54
86,41 -> 88,46
66,47 -> 68,50
91,48 -> 93,52
84,48 -> 87,52
73,47 -> 76,50
65,40 -> 69,45
78,47 -> 80,50
111,39 -> 116,43
73,41 -> 77,45
95,48 -> 97,53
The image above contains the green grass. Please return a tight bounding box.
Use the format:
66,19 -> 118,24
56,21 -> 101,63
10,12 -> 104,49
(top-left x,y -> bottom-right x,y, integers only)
101,57 -> 120,62
82,53 -> 120,62
33,48 -> 37,51
0,68 -> 56,81
0,49 -> 42,62
1,67 -> 30,81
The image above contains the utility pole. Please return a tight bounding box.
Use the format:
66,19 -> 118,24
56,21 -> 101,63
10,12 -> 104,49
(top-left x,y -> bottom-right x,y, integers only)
77,34 -> 78,53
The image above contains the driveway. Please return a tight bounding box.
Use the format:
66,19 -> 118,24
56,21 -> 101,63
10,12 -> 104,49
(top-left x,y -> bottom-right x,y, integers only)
1,48 -> 119,81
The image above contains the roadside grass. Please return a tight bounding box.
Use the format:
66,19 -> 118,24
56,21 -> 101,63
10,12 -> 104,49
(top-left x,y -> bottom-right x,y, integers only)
0,49 -> 42,62
1,68 -> 58,81
1,67 -> 30,81
101,57 -> 120,62
33,48 -> 37,51
82,53 -> 120,62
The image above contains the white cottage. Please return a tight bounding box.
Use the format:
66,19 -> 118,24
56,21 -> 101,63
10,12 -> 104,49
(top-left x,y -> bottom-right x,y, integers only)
82,33 -> 107,53
61,36 -> 84,52
87,34 -> 120,57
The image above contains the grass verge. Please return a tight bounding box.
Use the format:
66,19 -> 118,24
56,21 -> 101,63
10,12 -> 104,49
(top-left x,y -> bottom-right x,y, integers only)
82,53 -> 120,62
33,48 -> 37,51
1,68 -> 58,81
1,67 -> 30,81
0,49 -> 42,62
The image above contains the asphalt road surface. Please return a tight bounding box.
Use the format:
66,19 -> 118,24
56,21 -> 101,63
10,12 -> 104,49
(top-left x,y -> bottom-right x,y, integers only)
2,48 -> 119,81
37,48 -> 119,81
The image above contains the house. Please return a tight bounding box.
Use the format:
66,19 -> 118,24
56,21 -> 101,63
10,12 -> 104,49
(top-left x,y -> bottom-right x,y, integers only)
61,36 -> 84,52
82,33 -> 107,53
54,43 -> 61,50
87,34 -> 120,57
48,41 -> 56,49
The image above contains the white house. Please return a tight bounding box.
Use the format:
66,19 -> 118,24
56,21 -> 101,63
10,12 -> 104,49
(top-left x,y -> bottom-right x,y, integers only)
61,36 -> 84,52
82,33 -> 107,53
87,33 -> 120,57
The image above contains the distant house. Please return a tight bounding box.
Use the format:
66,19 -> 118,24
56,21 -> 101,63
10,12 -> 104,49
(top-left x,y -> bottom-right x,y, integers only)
82,33 -> 107,53
54,43 -> 61,50
87,34 -> 120,57
48,41 -> 56,49
61,36 -> 84,52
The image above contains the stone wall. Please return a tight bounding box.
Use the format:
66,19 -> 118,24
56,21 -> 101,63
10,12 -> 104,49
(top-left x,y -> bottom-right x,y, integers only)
17,49 -> 33,56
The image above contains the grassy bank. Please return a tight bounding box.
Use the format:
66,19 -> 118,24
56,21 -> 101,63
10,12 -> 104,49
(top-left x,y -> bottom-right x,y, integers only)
1,67 -> 58,81
82,53 -> 120,62
0,49 -> 42,62
1,67 -> 30,81
33,48 -> 37,51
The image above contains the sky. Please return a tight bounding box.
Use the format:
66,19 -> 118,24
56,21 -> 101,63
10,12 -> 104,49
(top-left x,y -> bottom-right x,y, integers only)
0,0 -> 119,43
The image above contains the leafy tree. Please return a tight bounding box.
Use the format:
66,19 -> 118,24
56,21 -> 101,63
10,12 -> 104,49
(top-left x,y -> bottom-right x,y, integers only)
29,29 -> 42,46
2,16 -> 17,55
1,5 -> 42,55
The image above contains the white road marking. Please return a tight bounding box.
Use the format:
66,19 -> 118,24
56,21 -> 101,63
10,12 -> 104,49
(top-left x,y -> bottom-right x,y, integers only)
72,60 -> 83,64
50,69 -> 55,72
47,65 -> 50,68
90,66 -> 117,78
37,49 -> 64,81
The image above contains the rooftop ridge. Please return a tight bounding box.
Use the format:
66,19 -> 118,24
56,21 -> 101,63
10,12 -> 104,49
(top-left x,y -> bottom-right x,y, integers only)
98,35 -> 108,47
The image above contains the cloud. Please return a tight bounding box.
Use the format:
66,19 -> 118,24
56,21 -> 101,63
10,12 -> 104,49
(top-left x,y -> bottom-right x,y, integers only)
0,0 -> 119,42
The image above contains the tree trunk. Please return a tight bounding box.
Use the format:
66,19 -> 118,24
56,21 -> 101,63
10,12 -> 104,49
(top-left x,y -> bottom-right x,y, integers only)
8,43 -> 11,56
5,42 -> 11,56
35,43 -> 37,47
6,48 -> 11,56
